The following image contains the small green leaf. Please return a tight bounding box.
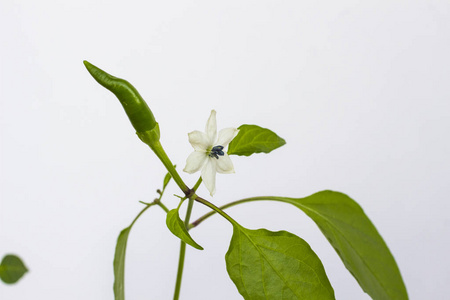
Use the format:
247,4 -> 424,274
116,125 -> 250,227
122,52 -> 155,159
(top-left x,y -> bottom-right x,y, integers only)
268,191 -> 408,300
166,208 -> 203,250
0,254 -> 28,284
225,226 -> 335,300
114,227 -> 131,300
163,172 -> 172,189
228,124 -> 286,156
113,204 -> 153,300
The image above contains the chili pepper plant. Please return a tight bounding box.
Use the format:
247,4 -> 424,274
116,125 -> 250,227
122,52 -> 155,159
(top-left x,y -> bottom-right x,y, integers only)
83,61 -> 408,300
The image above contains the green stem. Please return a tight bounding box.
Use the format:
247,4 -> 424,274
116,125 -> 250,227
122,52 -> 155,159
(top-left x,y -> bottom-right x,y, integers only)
184,198 -> 195,225
192,177 -> 202,192
150,141 -> 189,195
156,201 -> 169,213
131,203 -> 155,227
193,195 -> 239,227
173,198 -> 195,300
189,196 -> 273,229
173,242 -> 186,300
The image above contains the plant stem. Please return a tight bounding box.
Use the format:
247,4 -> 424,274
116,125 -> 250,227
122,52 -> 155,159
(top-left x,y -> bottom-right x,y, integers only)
184,198 -> 195,225
150,140 -> 189,195
173,197 -> 195,300
156,201 -> 169,213
193,195 -> 239,227
192,177 -> 202,192
131,203 -> 155,227
173,242 -> 186,300
189,197 -> 274,229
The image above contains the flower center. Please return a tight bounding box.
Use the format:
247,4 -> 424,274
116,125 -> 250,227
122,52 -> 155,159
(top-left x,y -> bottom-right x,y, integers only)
209,145 -> 225,159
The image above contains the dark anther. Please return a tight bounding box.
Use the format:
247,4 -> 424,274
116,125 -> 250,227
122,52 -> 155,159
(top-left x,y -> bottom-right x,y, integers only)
209,145 -> 225,159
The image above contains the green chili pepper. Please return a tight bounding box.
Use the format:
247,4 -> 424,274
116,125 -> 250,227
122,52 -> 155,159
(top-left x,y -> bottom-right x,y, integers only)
84,61 -> 187,192
83,60 -> 157,133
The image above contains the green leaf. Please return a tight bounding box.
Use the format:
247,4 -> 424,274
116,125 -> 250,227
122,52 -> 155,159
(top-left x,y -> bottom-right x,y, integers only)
162,171 -> 172,189
227,124 -> 286,156
225,226 -> 335,300
113,227 -> 131,300
166,208 -> 203,250
0,254 -> 28,284
268,191 -> 408,300
113,204 -> 153,300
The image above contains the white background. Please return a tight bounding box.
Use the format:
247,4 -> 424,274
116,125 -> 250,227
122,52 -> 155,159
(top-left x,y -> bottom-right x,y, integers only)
1,1 -> 449,299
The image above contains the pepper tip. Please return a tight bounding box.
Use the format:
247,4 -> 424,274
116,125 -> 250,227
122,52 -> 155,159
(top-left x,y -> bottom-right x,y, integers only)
83,60 -> 92,68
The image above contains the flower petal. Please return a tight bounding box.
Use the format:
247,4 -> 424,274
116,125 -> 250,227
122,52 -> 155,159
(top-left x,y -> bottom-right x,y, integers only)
188,131 -> 210,151
201,158 -> 217,196
183,151 -> 207,174
216,153 -> 235,174
216,128 -> 239,147
205,110 -> 217,146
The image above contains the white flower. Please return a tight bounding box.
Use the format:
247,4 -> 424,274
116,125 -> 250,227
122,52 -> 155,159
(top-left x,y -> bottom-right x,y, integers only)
183,110 -> 239,196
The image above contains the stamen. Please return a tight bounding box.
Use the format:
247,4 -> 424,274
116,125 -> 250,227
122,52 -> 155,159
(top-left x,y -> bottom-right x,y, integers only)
209,145 -> 225,159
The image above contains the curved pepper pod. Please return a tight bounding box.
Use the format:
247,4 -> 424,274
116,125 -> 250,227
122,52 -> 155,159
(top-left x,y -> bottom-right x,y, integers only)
83,60 -> 157,134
